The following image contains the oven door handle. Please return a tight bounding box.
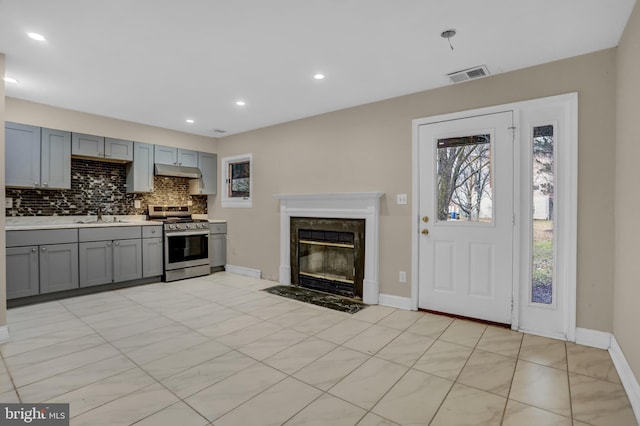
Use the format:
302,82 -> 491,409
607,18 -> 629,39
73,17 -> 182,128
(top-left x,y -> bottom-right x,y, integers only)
165,230 -> 209,237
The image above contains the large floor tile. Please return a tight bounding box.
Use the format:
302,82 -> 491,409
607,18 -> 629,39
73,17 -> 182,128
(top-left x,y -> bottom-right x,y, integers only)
264,336 -> 337,375
457,349 -> 517,396
566,343 -> 621,383
372,368 -> 453,425
124,330 -> 209,364
519,334 -> 567,369
375,331 -> 435,367
293,346 -> 370,390
195,313 -> 262,338
329,357 -> 408,410
161,350 -> 256,398
268,307 -> 324,328
476,325 -> 523,358
342,324 -> 401,355
413,340 -> 473,380
237,328 -> 307,360
377,309 -> 423,330
291,311 -> 349,335
215,377 -> 322,426
430,383 -> 506,426
350,305 -> 396,323
509,360 -> 571,418
569,373 -> 637,426
357,413 -> 399,425
216,320 -> 283,348
185,362 -> 286,421
71,382 -> 178,426
438,319 -> 486,348
141,339 -> 231,380
405,313 -> 453,338
502,400 -> 573,426
316,318 -> 372,345
285,393 -> 367,426
133,402 -> 209,426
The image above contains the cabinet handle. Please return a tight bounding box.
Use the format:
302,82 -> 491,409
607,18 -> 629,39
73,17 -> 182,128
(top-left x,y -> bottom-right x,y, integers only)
151,229 -> 156,233
43,182 -> 48,187
31,248 -> 37,253
107,242 -> 112,247
105,153 -> 111,157
114,242 -> 120,246
41,247 -> 46,252
34,181 -> 39,187
98,152 -> 104,156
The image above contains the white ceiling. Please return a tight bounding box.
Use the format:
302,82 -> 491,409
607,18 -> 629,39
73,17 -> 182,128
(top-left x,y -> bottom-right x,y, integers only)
0,0 -> 636,137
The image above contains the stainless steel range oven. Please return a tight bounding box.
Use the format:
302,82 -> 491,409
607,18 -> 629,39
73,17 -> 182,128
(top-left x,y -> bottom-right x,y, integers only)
149,205 -> 211,282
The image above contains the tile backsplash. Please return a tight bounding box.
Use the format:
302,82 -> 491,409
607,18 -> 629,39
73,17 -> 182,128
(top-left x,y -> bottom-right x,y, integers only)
5,158 -> 207,217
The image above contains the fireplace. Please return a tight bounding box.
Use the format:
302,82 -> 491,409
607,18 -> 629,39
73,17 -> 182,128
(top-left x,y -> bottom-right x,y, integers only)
291,218 -> 365,298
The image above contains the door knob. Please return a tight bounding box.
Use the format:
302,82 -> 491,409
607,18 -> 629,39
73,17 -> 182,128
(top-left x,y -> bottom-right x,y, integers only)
421,229 -> 429,235
422,216 -> 429,223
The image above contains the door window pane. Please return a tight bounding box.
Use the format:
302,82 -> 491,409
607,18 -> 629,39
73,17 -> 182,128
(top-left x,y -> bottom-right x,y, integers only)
532,125 -> 554,304
436,134 -> 492,222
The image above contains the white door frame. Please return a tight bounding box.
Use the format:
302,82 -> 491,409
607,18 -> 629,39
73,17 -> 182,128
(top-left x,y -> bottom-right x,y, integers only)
411,93 -> 578,341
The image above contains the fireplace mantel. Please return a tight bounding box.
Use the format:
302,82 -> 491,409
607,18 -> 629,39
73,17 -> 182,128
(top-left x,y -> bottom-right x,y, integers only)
274,192 -> 383,304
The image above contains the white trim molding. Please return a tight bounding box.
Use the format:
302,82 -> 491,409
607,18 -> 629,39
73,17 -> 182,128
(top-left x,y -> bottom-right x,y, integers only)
0,326 -> 9,344
609,335 -> 640,424
225,264 -> 262,279
274,192 -> 384,305
575,327 -> 612,349
378,294 -> 412,310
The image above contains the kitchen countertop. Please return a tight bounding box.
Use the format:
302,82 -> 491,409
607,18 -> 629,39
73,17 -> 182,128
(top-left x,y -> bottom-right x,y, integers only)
6,215 -> 226,231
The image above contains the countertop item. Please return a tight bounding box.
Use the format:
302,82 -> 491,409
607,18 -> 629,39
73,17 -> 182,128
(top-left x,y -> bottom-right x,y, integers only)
6,215 -> 226,230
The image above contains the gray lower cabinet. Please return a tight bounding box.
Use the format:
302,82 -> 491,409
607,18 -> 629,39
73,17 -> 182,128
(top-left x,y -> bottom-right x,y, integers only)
6,246 -> 39,299
79,241 -> 113,287
142,237 -> 163,277
113,239 -> 143,282
209,223 -> 227,268
39,243 -> 79,294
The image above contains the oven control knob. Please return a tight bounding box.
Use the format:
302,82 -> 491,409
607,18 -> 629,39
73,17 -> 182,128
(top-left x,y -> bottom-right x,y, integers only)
186,224 -> 192,229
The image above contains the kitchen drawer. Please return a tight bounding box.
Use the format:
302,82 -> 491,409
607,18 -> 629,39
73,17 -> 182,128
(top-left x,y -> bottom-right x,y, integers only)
142,226 -> 162,238
7,229 -> 78,247
210,223 -> 227,234
79,226 -> 141,242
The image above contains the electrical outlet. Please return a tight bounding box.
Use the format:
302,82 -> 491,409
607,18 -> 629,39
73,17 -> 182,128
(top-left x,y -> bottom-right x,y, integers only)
397,194 -> 408,205
187,200 -> 193,206
134,200 -> 141,209
5,198 -> 12,208
399,271 -> 407,283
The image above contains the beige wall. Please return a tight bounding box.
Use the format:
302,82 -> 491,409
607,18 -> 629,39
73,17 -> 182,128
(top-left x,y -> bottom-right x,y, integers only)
0,54 -> 6,327
5,98 -> 217,153
615,2 -> 640,380
214,49 -> 618,333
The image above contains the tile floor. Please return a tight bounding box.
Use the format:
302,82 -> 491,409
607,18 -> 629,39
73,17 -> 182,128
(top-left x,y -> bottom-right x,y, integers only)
0,272 -> 637,426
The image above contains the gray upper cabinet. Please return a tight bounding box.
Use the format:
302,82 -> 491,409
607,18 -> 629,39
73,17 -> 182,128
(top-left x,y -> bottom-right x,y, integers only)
189,152 -> 217,195
72,133 -> 133,162
154,145 -> 198,167
104,138 -> 134,161
126,142 -> 154,193
5,122 -> 71,189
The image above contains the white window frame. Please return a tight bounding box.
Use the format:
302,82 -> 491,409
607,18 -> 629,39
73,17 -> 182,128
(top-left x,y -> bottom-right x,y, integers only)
221,153 -> 253,208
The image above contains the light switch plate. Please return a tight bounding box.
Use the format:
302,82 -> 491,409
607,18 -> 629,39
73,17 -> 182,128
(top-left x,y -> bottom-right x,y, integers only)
397,194 -> 408,205
5,198 -> 12,208
134,200 -> 141,209
399,271 -> 407,283
187,200 -> 193,206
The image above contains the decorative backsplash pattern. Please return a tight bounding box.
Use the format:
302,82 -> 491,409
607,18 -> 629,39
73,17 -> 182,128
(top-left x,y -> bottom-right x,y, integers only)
5,159 -> 207,217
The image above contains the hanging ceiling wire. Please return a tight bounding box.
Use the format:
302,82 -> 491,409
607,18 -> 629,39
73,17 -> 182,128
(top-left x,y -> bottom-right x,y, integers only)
441,29 -> 456,50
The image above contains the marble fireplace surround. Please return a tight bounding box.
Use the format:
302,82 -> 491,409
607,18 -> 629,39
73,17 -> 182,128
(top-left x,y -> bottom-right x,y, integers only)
274,192 -> 383,304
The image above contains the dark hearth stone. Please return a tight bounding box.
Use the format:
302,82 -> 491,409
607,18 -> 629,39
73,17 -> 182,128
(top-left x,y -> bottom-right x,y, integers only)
262,285 -> 367,314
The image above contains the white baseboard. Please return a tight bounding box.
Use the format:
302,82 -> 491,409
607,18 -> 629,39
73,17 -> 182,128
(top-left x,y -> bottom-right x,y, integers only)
378,294 -> 412,310
225,265 -> 262,279
0,325 -> 10,344
609,335 -> 640,424
575,327 -> 612,349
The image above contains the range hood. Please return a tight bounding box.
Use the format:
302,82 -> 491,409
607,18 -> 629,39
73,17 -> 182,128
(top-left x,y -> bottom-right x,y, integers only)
154,163 -> 202,179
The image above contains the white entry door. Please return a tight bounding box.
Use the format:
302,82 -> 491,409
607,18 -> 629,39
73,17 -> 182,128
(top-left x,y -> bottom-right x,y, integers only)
418,111 -> 514,324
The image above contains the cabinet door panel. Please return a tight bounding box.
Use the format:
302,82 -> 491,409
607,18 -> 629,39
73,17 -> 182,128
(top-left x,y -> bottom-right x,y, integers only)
105,138 -> 133,161
177,149 -> 198,167
126,142 -> 154,193
5,122 -> 40,188
72,133 -> 105,157
142,237 -> 163,277
40,243 -> 79,294
113,239 -> 142,282
154,145 -> 177,165
79,241 -> 113,287
210,234 -> 227,267
6,246 -> 39,299
189,152 -> 217,195
41,128 -> 71,189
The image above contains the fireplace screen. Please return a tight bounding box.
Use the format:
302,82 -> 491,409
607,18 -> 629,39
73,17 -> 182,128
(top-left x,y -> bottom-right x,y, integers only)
299,239 -> 355,284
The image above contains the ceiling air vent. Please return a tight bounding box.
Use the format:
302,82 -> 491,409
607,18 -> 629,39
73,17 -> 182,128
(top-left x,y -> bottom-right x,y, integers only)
447,65 -> 490,84
212,129 -> 227,134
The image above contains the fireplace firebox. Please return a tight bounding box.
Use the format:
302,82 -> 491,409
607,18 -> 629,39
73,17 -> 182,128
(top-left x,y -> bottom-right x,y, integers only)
290,217 -> 365,298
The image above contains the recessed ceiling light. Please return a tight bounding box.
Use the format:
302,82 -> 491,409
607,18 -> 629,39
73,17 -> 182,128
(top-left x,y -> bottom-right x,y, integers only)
186,119 -> 195,124
27,32 -> 46,41
3,76 -> 19,84
313,73 -> 325,80
235,100 -> 246,106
